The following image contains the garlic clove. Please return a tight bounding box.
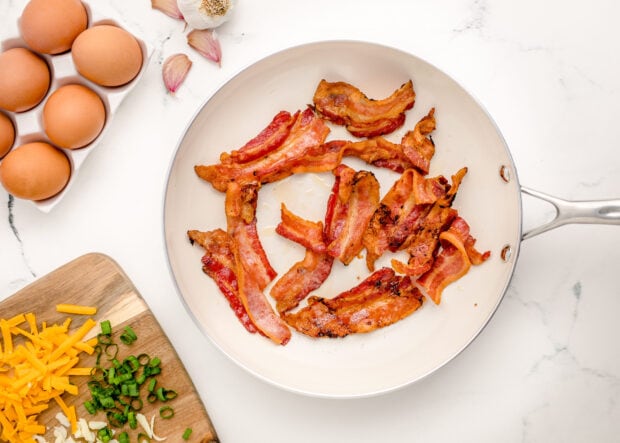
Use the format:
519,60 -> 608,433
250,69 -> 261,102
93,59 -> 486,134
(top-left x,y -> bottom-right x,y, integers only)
151,0 -> 184,20
177,0 -> 233,30
162,53 -> 193,93
187,29 -> 221,66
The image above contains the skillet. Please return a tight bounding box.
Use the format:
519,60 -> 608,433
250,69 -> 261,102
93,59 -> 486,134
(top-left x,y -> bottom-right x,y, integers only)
163,41 -> 620,398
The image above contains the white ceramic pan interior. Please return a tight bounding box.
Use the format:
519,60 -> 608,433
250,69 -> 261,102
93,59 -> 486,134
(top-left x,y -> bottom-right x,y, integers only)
164,41 -> 534,398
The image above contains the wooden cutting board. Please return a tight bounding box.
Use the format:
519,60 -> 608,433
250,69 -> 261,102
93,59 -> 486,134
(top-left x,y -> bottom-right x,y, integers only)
0,253 -> 219,443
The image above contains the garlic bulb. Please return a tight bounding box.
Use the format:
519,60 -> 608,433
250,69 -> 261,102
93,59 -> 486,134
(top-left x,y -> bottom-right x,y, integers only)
178,0 -> 234,30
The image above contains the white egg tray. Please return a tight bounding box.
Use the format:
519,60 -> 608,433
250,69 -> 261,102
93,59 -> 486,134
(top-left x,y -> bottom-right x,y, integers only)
0,1 -> 153,212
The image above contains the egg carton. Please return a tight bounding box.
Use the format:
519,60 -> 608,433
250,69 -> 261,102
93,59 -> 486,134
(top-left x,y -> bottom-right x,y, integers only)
0,1 -> 153,212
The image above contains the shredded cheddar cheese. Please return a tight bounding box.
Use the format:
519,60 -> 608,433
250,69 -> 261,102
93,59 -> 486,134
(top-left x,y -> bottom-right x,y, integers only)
55,304 -> 98,316
0,312 -> 96,443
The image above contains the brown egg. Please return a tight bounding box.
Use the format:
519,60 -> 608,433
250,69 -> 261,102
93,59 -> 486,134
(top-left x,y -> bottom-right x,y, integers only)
43,84 -> 106,150
19,0 -> 88,54
0,112 -> 15,158
72,25 -> 143,87
0,142 -> 71,201
0,48 -> 50,112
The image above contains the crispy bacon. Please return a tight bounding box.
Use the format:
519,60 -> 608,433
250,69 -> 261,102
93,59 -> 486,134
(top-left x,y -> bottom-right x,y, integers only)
325,164 -> 380,265
341,108 -> 437,174
286,140 -> 346,174
225,182 -> 276,289
225,182 -> 291,344
391,167 -> 468,276
391,206 -> 457,276
363,169 -> 451,271
342,137 -> 415,173
187,229 -> 258,334
235,257 -> 291,344
220,110 -> 297,164
270,249 -> 334,313
275,203 -> 326,254
270,175 -> 340,313
195,107 -> 331,191
401,108 -> 436,175
417,217 -> 490,304
283,268 -> 424,338
313,79 -> 416,138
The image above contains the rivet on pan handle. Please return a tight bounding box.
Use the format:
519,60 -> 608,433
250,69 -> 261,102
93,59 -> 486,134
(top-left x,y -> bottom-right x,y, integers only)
520,187 -> 620,240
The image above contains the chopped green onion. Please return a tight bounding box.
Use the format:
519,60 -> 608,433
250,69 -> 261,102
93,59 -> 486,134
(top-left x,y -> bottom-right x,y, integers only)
91,367 -> 105,382
125,355 -> 140,371
98,427 -> 114,443
106,410 -> 127,427
100,396 -> 115,409
97,333 -> 113,345
124,325 -> 137,339
120,326 -> 138,344
84,320 -> 179,436
107,367 -> 116,384
128,382 -> 139,397
159,406 -> 174,419
128,410 -> 137,429
94,345 -> 103,365
155,386 -> 178,401
182,427 -> 193,440
100,320 -> 112,336
145,365 -> 161,377
136,372 -> 147,385
130,397 -> 143,411
84,400 -> 97,415
104,343 -> 119,360
147,378 -> 157,393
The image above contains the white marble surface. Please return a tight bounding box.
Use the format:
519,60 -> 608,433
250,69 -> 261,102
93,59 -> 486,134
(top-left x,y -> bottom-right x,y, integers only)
2,0 -> 620,441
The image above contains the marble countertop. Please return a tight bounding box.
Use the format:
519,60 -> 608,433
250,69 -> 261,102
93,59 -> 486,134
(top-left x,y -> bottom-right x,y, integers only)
2,0 -> 620,441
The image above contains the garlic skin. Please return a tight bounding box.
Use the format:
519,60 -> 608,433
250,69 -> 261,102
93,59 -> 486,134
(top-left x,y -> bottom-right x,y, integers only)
187,29 -> 221,66
178,0 -> 233,30
163,53 -> 193,93
151,0 -> 184,20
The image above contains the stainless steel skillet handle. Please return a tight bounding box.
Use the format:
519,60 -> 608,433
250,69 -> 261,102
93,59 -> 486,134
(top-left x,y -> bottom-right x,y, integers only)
521,186 -> 620,240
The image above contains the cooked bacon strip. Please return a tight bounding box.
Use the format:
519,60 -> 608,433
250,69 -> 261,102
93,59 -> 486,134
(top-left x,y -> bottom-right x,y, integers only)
449,216 -> 491,265
342,137 -> 415,173
325,164 -> 380,265
270,249 -> 334,314
341,108 -> 437,174
270,170 -> 341,313
225,182 -> 290,344
283,268 -> 424,338
187,229 -> 258,334
286,140 -> 346,175
225,182 -> 276,289
417,216 -> 490,304
324,164 -> 355,244
220,110 -> 297,164
391,167 -> 468,276
195,107 -> 331,191
235,256 -> 291,345
363,169 -> 451,271
391,206 -> 457,276
401,108 -> 436,175
275,203 -> 326,253
313,79 -> 416,138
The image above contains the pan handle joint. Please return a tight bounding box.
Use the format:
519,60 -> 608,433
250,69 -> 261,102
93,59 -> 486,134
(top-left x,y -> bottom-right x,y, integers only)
521,187 -> 620,240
